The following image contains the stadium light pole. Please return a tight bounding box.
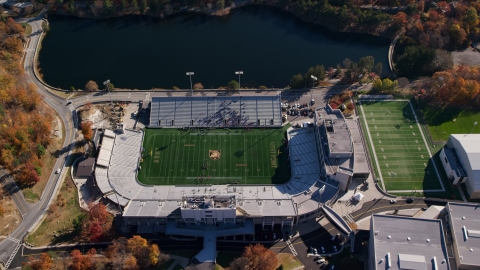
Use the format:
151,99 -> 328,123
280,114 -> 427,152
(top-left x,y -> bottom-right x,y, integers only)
470,121 -> 478,134
186,72 -> 194,95
235,71 -> 243,94
310,75 -> 317,106
103,79 -> 112,103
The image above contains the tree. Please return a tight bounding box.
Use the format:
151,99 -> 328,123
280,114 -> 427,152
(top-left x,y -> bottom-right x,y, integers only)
358,56 -> 375,73
85,80 -> 98,91
122,0 -> 128,10
131,0 -> 138,10
228,256 -> 250,270
149,244 -> 160,266
373,78 -> 398,92
397,77 -> 409,90
227,80 -> 239,90
68,248 -> 96,270
289,74 -> 304,89
193,83 -> 204,89
305,65 -> 326,85
23,253 -> 53,270
36,144 -> 46,158
150,0 -> 159,13
80,121 -> 94,141
216,0 -> 224,10
82,202 -> 112,242
140,0 -> 147,14
374,62 -> 383,76
241,244 -> 278,270
396,46 -> 436,78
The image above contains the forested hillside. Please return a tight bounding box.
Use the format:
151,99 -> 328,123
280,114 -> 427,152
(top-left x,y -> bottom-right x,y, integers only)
0,18 -> 54,186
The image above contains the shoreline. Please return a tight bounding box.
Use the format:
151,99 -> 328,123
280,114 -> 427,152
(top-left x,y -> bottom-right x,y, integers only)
48,2 -> 396,40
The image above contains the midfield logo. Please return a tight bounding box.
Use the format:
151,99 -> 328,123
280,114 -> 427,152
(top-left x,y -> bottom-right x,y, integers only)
209,150 -> 221,160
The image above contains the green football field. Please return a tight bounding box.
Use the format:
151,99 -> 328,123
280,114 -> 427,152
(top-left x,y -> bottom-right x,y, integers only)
359,100 -> 443,191
137,126 -> 291,185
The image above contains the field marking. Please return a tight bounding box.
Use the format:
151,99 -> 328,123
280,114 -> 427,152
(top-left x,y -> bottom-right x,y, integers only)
360,100 -> 444,192
407,101 -> 444,192
359,101 -> 385,190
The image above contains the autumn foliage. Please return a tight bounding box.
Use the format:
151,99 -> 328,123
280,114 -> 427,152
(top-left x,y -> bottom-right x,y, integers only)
423,66 -> 480,107
81,202 -> 113,242
68,248 -> 96,270
23,252 -> 54,270
80,121 -> 94,141
229,244 -> 278,270
106,236 -> 166,269
0,18 -> 54,187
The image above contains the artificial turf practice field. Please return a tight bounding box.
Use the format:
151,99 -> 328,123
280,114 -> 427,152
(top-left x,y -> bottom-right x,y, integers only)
359,100 -> 443,192
137,126 -> 290,185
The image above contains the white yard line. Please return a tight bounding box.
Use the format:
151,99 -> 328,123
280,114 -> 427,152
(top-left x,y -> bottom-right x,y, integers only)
359,101 -> 386,190
408,101 -> 445,192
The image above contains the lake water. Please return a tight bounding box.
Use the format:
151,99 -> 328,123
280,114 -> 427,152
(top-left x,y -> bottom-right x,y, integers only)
39,6 -> 390,89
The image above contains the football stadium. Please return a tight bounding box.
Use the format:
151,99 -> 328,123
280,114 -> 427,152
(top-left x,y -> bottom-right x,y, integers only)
92,94 -> 366,264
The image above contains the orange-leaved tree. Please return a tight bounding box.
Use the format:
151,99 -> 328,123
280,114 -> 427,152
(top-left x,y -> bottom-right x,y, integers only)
23,253 -> 53,270
68,248 -> 96,270
82,202 -> 113,242
236,244 -> 278,270
80,121 -> 94,141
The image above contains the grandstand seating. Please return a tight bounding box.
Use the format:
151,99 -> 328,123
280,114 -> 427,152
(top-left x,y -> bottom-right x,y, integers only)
149,96 -> 282,128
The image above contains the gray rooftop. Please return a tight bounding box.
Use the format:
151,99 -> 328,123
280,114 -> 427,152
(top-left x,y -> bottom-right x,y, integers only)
371,215 -> 450,270
316,107 -> 353,156
446,202 -> 480,267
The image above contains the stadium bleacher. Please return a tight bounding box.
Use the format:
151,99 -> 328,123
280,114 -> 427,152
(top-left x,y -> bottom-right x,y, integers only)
149,96 -> 282,128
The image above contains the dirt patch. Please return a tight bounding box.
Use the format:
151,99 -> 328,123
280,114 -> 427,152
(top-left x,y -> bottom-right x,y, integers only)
21,115 -> 66,203
78,103 -> 129,129
0,182 -> 22,237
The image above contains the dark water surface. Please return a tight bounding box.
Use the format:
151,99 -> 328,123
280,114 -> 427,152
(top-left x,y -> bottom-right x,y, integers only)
39,6 -> 390,89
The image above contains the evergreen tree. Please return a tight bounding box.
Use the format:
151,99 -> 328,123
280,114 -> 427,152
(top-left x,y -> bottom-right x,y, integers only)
131,0 -> 138,10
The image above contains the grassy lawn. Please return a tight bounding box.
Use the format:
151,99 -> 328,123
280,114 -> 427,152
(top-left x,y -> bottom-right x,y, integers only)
276,253 -> 303,269
22,23 -> 32,35
138,126 -> 290,185
214,252 -> 302,270
358,100 -> 442,192
422,107 -> 480,142
26,174 -> 85,246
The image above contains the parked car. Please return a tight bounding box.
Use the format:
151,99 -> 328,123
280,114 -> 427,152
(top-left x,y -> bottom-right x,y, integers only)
406,198 -> 414,204
132,111 -> 138,116
313,248 -> 318,255
331,235 -> 336,241
55,168 -> 60,174
321,247 -> 325,253
390,199 -> 397,204
316,259 -> 326,264
333,246 -> 337,252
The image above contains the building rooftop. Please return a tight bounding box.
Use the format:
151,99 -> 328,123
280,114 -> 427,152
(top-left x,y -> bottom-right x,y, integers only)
371,215 -> 450,270
75,158 -> 95,178
447,202 -> 480,267
316,107 -> 352,155
449,134 -> 480,190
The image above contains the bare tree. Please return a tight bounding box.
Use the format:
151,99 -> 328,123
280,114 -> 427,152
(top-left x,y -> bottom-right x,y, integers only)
397,77 -> 410,90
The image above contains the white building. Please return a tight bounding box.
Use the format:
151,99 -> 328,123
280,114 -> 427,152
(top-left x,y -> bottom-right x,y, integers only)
440,134 -> 480,199
446,202 -> 480,270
